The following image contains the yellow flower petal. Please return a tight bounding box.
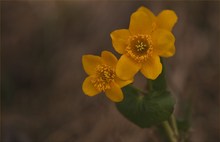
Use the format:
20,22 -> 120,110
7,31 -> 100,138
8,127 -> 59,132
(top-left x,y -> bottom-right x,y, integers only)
101,51 -> 118,68
110,29 -> 130,54
105,83 -> 123,102
82,76 -> 101,96
82,55 -> 102,75
152,29 -> 175,57
137,6 -> 156,20
160,45 -> 176,57
157,10 -> 178,31
116,55 -> 141,80
129,10 -> 153,35
141,55 -> 162,80
115,77 -> 133,88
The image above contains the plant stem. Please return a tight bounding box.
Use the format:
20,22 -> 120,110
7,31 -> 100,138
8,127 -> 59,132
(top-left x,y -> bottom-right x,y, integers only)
162,121 -> 177,142
171,114 -> 179,137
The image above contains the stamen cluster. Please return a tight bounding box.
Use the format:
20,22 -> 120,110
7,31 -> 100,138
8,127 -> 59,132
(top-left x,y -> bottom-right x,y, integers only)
91,64 -> 116,91
126,34 -> 153,63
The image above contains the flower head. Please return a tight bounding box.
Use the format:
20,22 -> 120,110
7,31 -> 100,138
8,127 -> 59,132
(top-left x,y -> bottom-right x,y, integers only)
82,51 -> 133,102
111,6 -> 177,80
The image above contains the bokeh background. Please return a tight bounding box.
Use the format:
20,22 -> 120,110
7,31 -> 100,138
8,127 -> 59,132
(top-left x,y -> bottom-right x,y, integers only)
1,1 -> 220,142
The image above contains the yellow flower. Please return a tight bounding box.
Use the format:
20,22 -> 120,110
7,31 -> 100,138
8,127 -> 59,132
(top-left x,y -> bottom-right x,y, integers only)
82,51 -> 133,102
110,6 -> 177,80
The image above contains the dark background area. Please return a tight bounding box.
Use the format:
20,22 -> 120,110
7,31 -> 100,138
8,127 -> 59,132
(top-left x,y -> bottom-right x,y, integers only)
1,1 -> 220,142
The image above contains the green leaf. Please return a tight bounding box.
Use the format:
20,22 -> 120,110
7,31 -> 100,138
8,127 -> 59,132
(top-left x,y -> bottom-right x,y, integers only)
116,85 -> 175,128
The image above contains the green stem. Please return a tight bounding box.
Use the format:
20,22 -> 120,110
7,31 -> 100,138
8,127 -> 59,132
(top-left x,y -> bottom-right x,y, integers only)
147,79 -> 153,91
171,114 -> 179,137
130,85 -> 148,95
162,121 -> 177,142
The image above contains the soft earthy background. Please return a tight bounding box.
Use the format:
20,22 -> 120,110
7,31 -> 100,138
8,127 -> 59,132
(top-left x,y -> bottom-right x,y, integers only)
1,1 -> 220,142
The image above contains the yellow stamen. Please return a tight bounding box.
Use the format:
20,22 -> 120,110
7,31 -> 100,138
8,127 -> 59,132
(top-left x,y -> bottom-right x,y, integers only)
126,34 -> 153,63
91,64 -> 115,91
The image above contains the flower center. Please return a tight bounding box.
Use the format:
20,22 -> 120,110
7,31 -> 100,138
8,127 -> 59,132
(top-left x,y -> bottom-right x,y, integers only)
126,34 -> 153,63
91,64 -> 116,91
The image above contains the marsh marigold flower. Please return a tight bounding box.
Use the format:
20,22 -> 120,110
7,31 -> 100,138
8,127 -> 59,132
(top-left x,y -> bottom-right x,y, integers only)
111,6 -> 177,80
82,51 -> 133,102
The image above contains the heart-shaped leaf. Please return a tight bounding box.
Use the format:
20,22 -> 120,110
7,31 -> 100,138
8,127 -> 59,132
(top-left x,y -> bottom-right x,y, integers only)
116,85 -> 175,128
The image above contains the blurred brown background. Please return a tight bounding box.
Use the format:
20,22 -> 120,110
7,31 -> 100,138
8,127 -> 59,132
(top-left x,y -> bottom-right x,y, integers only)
1,1 -> 220,142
